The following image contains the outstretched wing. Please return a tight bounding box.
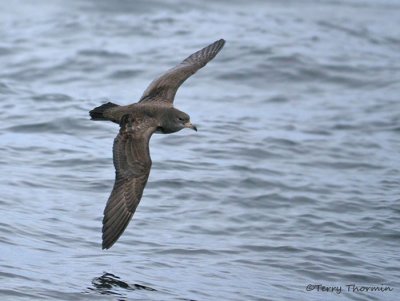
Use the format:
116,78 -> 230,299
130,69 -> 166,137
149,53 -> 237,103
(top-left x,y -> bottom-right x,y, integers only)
139,39 -> 225,104
102,117 -> 155,249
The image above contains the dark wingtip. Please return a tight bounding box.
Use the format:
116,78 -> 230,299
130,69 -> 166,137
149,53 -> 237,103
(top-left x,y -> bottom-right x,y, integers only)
208,39 -> 225,56
214,39 -> 225,49
102,229 -> 115,250
102,239 -> 108,250
102,238 -> 112,250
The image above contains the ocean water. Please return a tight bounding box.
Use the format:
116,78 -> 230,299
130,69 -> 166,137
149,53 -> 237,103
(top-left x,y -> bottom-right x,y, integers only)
1,0 -> 399,300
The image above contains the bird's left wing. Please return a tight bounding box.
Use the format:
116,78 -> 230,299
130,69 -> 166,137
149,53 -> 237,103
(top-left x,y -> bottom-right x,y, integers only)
138,39 -> 225,104
102,116 -> 156,249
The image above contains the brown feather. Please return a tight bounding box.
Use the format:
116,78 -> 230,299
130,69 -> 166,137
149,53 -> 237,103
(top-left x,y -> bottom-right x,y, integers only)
102,117 -> 155,249
139,39 -> 225,104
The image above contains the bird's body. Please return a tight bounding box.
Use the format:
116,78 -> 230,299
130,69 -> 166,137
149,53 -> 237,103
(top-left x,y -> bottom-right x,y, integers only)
89,39 -> 225,249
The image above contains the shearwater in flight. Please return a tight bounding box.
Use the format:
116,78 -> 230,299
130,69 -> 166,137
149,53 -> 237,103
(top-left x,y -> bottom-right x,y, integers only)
89,39 -> 225,249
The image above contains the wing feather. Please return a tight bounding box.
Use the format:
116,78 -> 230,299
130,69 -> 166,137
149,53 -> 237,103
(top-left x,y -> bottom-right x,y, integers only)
102,119 -> 154,249
139,39 -> 225,104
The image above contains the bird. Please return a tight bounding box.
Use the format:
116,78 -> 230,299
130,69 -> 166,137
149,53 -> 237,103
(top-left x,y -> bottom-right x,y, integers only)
89,39 -> 225,249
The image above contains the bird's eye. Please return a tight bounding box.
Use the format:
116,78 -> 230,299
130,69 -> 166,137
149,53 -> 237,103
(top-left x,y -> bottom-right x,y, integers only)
178,117 -> 185,121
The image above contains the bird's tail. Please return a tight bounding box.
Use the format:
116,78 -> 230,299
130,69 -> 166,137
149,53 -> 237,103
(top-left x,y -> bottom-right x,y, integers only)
89,102 -> 119,121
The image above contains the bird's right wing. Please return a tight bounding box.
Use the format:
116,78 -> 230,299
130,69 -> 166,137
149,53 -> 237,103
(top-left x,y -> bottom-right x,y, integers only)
102,116 -> 155,249
138,39 -> 225,104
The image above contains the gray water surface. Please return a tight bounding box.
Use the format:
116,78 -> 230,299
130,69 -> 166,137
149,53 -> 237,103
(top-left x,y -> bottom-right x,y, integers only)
1,0 -> 400,300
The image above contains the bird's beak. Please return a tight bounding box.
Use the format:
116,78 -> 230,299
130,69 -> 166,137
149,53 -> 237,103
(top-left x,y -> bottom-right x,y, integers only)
184,122 -> 197,132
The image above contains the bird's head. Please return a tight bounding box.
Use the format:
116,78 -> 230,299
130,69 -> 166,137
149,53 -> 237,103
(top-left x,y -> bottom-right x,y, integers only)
159,108 -> 197,134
